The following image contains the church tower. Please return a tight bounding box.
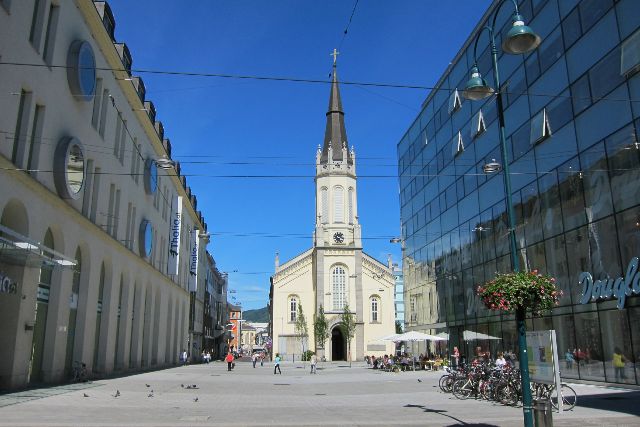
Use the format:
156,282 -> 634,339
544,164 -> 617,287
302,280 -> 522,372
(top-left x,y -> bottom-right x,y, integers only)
270,51 -> 395,363
314,52 -> 362,249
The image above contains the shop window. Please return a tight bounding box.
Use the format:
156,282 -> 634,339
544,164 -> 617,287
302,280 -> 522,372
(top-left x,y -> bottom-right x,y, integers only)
530,108 -> 552,145
573,311 -> 605,382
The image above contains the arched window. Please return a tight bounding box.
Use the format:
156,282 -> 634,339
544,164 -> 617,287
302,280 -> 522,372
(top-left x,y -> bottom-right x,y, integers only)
332,266 -> 346,310
348,187 -> 354,224
370,296 -> 380,322
289,296 -> 298,322
321,187 -> 328,223
333,186 -> 344,223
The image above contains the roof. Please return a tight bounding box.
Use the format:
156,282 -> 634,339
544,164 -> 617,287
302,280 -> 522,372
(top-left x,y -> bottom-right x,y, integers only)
320,62 -> 352,165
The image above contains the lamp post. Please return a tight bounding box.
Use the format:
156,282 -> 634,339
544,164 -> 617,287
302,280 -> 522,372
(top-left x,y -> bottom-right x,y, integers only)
461,1 -> 541,426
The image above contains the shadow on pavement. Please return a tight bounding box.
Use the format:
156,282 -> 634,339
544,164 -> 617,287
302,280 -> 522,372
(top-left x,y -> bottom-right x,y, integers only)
576,391 -> 640,417
403,404 -> 499,426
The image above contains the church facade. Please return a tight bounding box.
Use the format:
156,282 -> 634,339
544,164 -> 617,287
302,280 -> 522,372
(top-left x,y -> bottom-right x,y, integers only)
269,59 -> 395,361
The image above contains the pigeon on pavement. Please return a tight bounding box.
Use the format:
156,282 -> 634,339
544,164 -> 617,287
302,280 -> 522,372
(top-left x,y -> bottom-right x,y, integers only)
417,379 -> 422,383
194,397 -> 199,402
147,393 -> 153,398
114,390 -> 121,397
145,384 -> 150,388
83,393 -> 89,398
181,384 -> 184,388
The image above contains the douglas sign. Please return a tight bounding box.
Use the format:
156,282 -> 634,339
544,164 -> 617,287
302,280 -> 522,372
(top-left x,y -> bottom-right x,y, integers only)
579,257 -> 640,309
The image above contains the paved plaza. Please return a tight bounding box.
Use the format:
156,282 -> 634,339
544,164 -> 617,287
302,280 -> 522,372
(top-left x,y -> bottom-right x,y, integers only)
0,360 -> 638,426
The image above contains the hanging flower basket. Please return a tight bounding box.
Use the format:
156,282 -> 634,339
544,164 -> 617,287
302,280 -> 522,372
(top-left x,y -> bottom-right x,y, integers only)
476,270 -> 562,315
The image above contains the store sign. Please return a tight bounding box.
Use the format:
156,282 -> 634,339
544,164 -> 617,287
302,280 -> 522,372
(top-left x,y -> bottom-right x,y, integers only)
578,257 -> 640,309
0,272 -> 18,294
167,196 -> 182,275
188,229 -> 199,293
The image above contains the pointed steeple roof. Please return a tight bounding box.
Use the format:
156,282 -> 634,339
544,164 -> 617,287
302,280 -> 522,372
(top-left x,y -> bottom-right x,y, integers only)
321,51 -> 351,164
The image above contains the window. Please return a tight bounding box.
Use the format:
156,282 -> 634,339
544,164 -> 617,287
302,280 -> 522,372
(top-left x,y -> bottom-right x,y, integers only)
333,186 -> 344,223
89,167 -> 101,223
12,90 -> 33,166
448,89 -> 462,114
370,297 -> 379,322
530,108 -> 552,145
451,131 -> 464,157
42,4 -> 59,64
289,296 -> 297,322
470,109 -> 486,139
348,187 -> 354,224
92,79 -> 103,129
98,88 -> 109,138
332,266 -> 347,310
114,113 -> 122,158
29,0 -> 47,52
27,104 -> 45,173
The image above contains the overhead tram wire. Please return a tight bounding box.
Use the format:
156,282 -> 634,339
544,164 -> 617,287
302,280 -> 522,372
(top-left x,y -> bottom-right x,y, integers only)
0,61 -> 638,103
338,0 -> 360,51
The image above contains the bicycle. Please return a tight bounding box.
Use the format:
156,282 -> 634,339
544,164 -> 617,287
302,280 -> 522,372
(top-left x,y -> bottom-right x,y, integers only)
71,361 -> 88,383
533,382 -> 577,411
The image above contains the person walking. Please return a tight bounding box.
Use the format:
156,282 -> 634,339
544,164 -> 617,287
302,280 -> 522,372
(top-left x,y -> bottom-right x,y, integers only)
260,352 -> 264,367
274,353 -> 282,375
613,347 -> 627,381
310,353 -> 317,374
225,352 -> 234,372
252,352 -> 258,368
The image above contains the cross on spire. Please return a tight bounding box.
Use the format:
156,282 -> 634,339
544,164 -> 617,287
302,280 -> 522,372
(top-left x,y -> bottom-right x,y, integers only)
331,48 -> 339,66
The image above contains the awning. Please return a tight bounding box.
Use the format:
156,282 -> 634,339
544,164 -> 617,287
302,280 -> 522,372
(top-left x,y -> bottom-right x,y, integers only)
0,224 -> 76,269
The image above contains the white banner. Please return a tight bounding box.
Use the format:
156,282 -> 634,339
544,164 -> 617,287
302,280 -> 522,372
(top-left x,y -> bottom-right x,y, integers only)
167,196 -> 182,275
188,229 -> 199,292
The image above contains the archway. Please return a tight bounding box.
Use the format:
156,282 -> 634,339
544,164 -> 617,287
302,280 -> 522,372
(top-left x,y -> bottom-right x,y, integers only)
331,326 -> 346,361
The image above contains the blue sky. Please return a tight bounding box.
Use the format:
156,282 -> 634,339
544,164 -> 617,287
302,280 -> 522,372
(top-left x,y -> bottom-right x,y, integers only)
107,0 -> 492,310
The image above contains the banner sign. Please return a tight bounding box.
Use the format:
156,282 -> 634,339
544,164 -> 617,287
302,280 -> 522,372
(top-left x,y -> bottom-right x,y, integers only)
579,257 -> 640,309
526,330 -> 563,410
188,229 -> 199,292
167,196 -> 183,276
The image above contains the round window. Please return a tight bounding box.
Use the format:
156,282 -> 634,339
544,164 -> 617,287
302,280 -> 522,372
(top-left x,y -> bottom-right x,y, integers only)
66,40 -> 96,101
53,137 -> 86,200
144,158 -> 158,194
139,220 -> 153,258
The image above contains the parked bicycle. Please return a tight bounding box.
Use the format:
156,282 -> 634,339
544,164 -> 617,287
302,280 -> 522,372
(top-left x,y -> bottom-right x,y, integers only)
533,381 -> 577,411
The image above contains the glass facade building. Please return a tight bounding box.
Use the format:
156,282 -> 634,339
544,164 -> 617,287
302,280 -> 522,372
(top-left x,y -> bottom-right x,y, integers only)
397,0 -> 640,385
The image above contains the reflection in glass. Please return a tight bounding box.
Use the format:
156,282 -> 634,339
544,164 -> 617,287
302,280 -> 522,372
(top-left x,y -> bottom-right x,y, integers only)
67,143 -> 85,195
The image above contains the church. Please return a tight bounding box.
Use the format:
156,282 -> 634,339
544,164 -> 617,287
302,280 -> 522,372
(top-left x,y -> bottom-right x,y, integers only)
269,55 -> 395,361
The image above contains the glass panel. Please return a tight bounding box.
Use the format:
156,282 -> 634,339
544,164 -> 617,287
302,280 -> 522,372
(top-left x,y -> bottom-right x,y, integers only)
558,157 -> 587,230
574,310 -> 606,381
67,143 -> 85,195
615,207 -> 640,268
571,73 -> 591,116
562,6 -> 582,48
544,234 -> 572,306
538,172 -> 563,239
629,306 -> 640,384
580,142 -> 614,221
600,309 -> 635,384
553,314 -> 579,379
605,124 -> 640,213
530,108 -> 551,145
580,0 -> 614,33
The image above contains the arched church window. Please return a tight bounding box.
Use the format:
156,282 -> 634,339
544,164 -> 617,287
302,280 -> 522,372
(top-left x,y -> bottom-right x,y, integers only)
333,186 -> 344,223
321,187 -> 328,224
289,296 -> 298,322
348,187 -> 354,224
332,266 -> 346,310
370,296 -> 380,322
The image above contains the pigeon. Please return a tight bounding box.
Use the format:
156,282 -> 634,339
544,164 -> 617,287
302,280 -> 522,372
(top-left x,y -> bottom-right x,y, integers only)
83,393 -> 89,398
194,397 -> 199,402
145,384 -> 151,388
192,384 -> 197,388
417,379 -> 422,383
114,390 -> 121,397
147,393 -> 153,398
181,384 -> 184,388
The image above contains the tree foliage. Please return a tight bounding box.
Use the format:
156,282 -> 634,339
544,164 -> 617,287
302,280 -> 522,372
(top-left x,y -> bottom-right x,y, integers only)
294,304 -> 308,357
313,305 -> 330,350
340,304 -> 356,366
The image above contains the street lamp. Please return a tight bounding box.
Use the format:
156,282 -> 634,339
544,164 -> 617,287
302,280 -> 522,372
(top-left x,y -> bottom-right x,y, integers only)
461,1 -> 541,426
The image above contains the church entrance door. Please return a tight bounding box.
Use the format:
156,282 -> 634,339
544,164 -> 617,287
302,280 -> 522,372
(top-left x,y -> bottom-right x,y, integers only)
331,326 -> 346,361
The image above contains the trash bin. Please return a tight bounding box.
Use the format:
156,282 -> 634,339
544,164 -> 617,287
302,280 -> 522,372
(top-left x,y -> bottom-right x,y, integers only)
533,398 -> 553,427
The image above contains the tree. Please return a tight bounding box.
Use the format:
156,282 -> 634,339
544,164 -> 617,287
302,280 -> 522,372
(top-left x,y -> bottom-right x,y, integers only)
339,304 -> 356,367
294,304 -> 308,366
313,305 -> 330,353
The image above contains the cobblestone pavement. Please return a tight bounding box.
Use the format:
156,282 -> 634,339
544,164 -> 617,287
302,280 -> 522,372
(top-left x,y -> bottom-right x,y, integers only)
0,360 -> 638,426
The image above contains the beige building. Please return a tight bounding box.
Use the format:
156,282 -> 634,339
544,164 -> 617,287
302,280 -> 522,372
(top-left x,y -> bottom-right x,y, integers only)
0,1 -> 214,389
270,59 -> 395,362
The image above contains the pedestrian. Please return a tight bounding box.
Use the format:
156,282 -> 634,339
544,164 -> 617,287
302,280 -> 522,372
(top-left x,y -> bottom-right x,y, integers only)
274,353 -> 282,375
260,352 -> 264,367
452,346 -> 460,369
181,349 -> 188,366
252,352 -> 258,368
613,347 -> 627,381
310,353 -> 317,374
225,351 -> 234,372
565,349 -> 574,370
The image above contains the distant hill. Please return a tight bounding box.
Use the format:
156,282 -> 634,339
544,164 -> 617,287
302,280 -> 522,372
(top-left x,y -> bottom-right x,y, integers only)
243,306 -> 269,323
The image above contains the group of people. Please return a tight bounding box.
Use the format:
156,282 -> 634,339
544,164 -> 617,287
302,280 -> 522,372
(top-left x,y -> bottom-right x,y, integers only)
201,351 -> 212,363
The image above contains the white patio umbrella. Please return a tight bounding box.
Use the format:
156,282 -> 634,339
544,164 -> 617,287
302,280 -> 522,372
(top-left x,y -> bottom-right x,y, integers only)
463,330 -> 501,341
435,332 -> 450,340
396,330 -> 447,342
375,333 -> 402,341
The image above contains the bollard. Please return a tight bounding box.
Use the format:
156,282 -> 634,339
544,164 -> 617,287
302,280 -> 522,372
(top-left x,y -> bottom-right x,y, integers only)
533,398 -> 553,427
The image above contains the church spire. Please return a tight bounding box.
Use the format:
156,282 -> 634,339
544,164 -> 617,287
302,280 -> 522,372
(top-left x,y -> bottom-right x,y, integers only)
321,49 -> 351,164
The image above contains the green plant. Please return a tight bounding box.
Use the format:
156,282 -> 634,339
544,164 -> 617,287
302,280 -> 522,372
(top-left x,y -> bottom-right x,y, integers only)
294,304 -> 308,361
302,350 -> 315,361
313,305 -> 330,351
476,270 -> 562,315
340,304 -> 356,367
